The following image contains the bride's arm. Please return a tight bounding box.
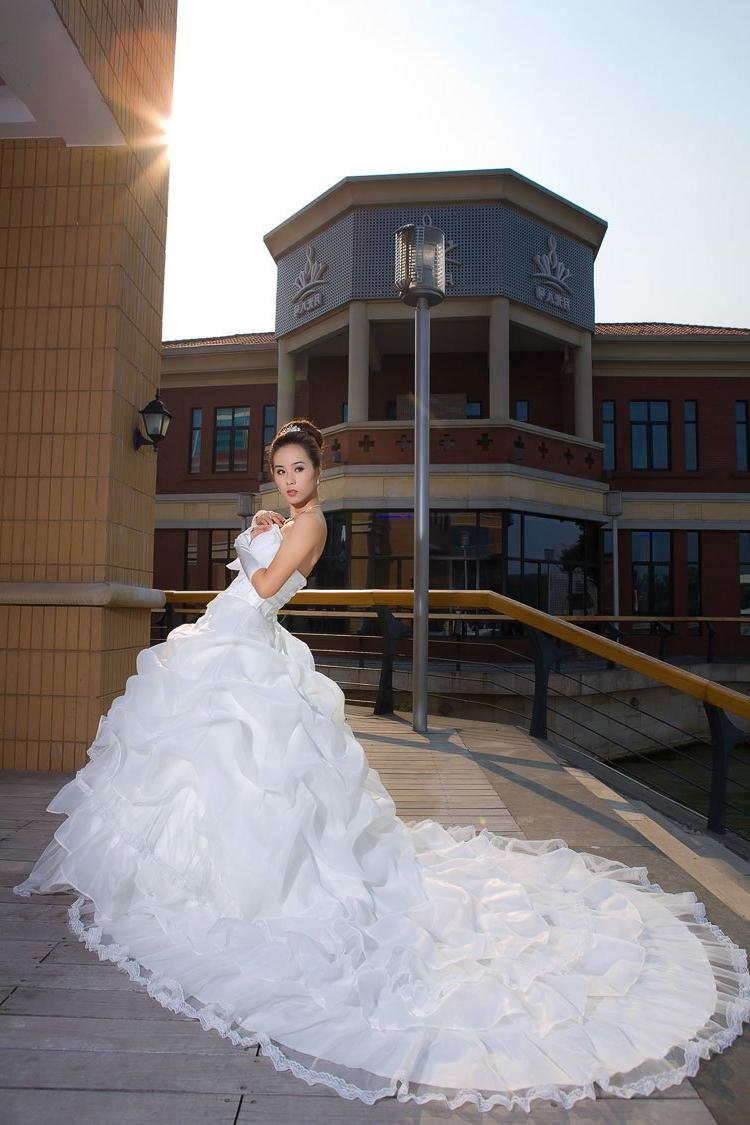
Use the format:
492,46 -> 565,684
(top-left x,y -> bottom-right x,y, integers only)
250,517 -> 322,599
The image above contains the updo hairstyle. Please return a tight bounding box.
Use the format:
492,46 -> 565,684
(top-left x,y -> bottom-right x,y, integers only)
268,418 -> 325,474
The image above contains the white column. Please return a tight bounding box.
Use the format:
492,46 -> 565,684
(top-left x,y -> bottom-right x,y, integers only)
488,297 -> 510,420
574,333 -> 593,441
347,301 -> 369,423
276,338 -> 295,428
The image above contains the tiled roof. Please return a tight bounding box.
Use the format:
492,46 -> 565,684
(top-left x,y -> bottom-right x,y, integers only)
162,324 -> 750,349
162,332 -> 276,349
595,322 -> 750,337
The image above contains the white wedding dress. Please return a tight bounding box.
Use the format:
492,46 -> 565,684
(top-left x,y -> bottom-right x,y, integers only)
15,524 -> 750,1113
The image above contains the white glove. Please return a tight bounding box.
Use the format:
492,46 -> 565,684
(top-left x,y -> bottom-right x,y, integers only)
228,530 -> 262,582
226,527 -> 253,574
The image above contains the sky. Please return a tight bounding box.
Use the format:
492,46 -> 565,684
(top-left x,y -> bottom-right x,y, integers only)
161,0 -> 749,341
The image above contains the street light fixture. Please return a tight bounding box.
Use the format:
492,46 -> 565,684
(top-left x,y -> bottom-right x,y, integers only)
133,391 -> 173,450
395,217 -> 446,734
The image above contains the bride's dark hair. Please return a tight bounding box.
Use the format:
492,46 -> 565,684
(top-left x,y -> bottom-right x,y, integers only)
269,418 -> 324,472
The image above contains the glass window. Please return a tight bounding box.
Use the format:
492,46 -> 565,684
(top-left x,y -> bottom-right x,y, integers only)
687,530 -> 701,634
213,406 -> 250,472
465,400 -> 481,418
631,530 -> 673,622
385,400 -> 397,421
740,531 -> 750,635
505,511 -> 599,615
602,399 -> 616,471
261,404 -> 276,472
630,400 -> 670,470
684,401 -> 698,471
513,400 -> 529,423
209,529 -> 235,590
189,408 -> 202,474
342,402 -> 348,423
184,529 -> 199,589
737,401 -> 749,471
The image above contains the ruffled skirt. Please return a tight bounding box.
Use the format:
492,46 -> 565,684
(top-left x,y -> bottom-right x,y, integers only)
15,589 -> 750,1113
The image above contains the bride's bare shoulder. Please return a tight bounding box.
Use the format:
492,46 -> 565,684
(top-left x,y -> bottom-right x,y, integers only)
280,510 -> 326,545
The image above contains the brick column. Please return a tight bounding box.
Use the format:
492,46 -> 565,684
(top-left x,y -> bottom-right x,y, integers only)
0,2 -> 177,771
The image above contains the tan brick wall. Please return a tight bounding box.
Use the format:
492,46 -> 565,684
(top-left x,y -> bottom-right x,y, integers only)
0,1 -> 177,770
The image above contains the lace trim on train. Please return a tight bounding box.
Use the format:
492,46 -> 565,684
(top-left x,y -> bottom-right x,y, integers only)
64,829 -> 750,1115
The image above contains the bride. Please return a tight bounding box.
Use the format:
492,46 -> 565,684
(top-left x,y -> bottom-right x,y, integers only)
15,418 -> 750,1113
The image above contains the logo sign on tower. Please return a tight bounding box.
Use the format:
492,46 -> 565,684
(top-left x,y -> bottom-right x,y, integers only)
293,244 -> 328,318
531,235 -> 572,312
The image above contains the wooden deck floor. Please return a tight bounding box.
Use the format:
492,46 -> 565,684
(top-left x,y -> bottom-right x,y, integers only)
1,707 -> 745,1123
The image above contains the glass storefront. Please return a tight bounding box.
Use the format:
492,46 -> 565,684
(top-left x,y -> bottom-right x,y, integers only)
312,509 -> 600,628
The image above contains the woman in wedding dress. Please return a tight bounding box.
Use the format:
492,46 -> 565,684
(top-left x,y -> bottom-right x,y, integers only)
15,418 -> 750,1113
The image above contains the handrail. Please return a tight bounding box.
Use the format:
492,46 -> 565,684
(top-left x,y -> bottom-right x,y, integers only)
161,597 -> 749,625
159,588 -> 750,721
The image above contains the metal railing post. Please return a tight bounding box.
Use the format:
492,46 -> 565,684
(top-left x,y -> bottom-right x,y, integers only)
654,621 -> 669,661
704,702 -> 747,834
374,607 -> 408,716
706,623 -> 716,664
601,621 -> 621,670
528,627 -> 565,739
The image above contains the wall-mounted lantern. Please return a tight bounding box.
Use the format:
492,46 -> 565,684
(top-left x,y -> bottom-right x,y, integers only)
133,392 -> 173,451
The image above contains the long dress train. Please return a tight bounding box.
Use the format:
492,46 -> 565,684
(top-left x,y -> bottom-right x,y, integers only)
14,524 -> 750,1113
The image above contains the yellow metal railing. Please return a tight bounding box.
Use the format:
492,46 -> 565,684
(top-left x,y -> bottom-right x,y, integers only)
161,588 -> 750,721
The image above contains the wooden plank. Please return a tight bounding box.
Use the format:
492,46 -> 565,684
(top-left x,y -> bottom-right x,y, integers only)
0,939 -> 59,964
0,1015 -> 241,1055
0,962 -> 141,992
0,1089 -> 240,1125
0,1047 -> 330,1097
1,986 -> 183,1021
234,1092 -> 717,1124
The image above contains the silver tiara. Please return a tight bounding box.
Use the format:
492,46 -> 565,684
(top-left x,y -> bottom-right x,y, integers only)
280,424 -> 302,434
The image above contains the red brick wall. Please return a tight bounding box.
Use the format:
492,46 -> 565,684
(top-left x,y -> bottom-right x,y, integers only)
606,528 -> 745,660
153,529 -> 184,591
308,358 -> 347,428
594,377 -> 749,491
156,383 -> 277,493
509,351 -> 571,431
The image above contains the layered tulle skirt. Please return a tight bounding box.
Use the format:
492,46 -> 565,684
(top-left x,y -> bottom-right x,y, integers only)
15,588 -> 750,1113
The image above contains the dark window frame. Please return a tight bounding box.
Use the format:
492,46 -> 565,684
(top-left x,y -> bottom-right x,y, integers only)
736,401 -> 749,471
212,406 -> 250,473
209,528 -> 236,590
262,404 -> 276,473
602,399 -> 616,472
629,400 -> 671,470
183,528 -> 199,589
188,407 -> 202,474
631,529 -> 673,629
686,530 -> 701,634
684,400 -> 698,471
740,530 -> 750,634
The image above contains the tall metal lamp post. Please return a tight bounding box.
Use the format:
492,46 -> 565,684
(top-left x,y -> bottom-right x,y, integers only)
395,218 -> 446,733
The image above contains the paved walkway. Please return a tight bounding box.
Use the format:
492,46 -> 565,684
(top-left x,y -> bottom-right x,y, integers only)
1,707 -> 748,1123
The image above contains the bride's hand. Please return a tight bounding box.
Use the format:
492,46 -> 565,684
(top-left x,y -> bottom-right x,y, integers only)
249,509 -> 285,541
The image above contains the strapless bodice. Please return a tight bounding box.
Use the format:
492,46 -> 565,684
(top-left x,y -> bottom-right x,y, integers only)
225,524 -> 307,617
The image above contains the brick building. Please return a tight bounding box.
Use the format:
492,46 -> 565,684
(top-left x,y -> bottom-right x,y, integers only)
155,171 -> 750,657
0,0 -> 178,771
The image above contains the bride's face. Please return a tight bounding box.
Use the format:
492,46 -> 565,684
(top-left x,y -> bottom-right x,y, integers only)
272,443 -> 317,505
